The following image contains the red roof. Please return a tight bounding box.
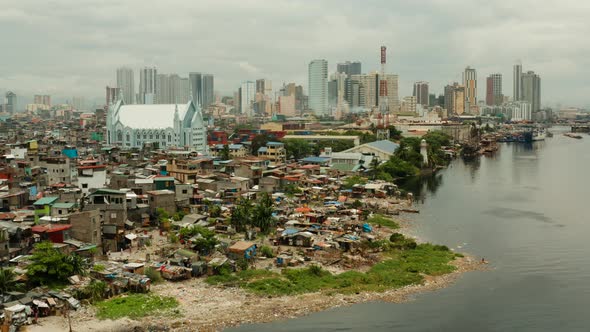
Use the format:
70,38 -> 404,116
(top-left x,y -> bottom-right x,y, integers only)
31,224 -> 72,233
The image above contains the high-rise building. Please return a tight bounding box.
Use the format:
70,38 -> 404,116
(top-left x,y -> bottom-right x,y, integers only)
462,66 -> 477,114
189,72 -> 202,105
106,86 -> 121,106
4,91 -> 17,114
116,67 -> 135,104
351,73 -> 378,109
522,71 -> 541,112
413,81 -> 429,106
308,59 -> 329,115
382,74 -> 399,112
175,77 -> 190,104
240,81 -> 256,116
202,74 -> 215,108
337,61 -> 362,76
72,96 -> 85,110
486,74 -> 503,106
428,94 -> 437,107
444,83 -> 465,115
156,74 -> 171,104
139,67 -> 157,104
513,62 -> 523,101
401,96 -> 417,114
34,95 -> 51,106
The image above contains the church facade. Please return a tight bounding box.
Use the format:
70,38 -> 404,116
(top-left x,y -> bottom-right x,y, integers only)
106,100 -> 207,153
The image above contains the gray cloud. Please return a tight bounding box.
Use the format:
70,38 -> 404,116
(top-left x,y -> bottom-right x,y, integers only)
0,0 -> 588,108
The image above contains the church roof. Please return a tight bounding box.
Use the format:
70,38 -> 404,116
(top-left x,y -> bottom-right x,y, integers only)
116,102 -> 195,129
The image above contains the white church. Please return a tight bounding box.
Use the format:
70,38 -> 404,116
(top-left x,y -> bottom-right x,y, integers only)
106,99 -> 208,153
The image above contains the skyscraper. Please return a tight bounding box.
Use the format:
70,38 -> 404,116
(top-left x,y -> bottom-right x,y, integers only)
240,81 -> 256,116
202,74 -> 215,108
382,74 -> 399,112
462,67 -> 477,114
155,74 -> 171,104
351,73 -> 378,109
308,60 -> 329,116
189,72 -> 202,105
413,81 -> 429,106
522,71 -> 541,112
106,86 -> 120,106
337,61 -> 361,76
444,83 -> 465,115
513,62 -> 522,101
34,95 -> 51,106
139,67 -> 157,104
486,74 -> 503,106
4,92 -> 16,114
116,67 -> 135,104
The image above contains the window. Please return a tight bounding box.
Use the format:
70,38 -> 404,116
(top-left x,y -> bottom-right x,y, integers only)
168,135 -> 171,142
156,134 -> 159,140
126,134 -> 130,141
58,210 -> 62,215
182,189 -> 188,194
82,183 -> 88,189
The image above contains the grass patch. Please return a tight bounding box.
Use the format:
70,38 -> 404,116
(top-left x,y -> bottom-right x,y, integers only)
366,214 -> 400,229
95,294 -> 179,320
213,243 -> 457,297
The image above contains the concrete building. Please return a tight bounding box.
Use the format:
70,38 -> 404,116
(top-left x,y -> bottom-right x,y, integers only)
308,59 -> 329,116
279,94 -> 297,116
202,74 -> 214,108
147,190 -> 176,216
69,210 -> 101,246
513,62 -> 523,101
351,73 -> 378,109
4,91 -> 16,114
106,86 -> 121,106
106,100 -> 207,153
337,61 -> 361,76
463,66 -> 477,114
342,140 -> 399,162
413,81 -> 429,106
156,74 -> 189,104
383,74 -> 400,112
189,72 -> 202,105
34,95 -> 51,106
77,159 -> 107,194
240,81 -> 256,116
257,142 -> 286,165
486,74 -> 503,106
508,101 -> 532,121
522,71 -> 541,112
444,83 -> 465,116
116,67 -> 135,104
401,96 -> 417,114
139,67 -> 157,104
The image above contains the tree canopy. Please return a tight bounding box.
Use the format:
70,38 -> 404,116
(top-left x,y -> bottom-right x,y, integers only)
26,241 -> 87,286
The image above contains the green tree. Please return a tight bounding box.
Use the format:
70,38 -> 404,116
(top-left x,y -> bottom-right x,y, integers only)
251,134 -> 272,155
283,139 -> 312,160
220,144 -> 231,160
369,157 -> 381,180
387,125 -> 403,140
85,280 -> 108,303
230,197 -> 253,232
26,242 -> 87,286
378,156 -> 420,178
252,193 -> 275,233
0,268 -> 20,293
342,175 -> 367,189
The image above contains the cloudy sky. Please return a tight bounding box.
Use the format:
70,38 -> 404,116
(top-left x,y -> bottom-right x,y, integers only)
1,0 -> 589,109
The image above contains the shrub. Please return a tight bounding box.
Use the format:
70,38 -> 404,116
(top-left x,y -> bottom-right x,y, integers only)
260,245 -> 274,258
93,264 -> 106,272
389,233 -> 405,243
144,267 -> 163,284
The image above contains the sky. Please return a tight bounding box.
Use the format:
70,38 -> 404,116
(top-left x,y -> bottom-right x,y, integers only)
1,0 -> 589,110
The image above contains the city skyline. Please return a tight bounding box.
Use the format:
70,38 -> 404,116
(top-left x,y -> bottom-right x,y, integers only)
0,1 -> 589,109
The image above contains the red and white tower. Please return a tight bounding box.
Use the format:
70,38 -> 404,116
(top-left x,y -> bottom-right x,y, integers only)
379,46 -> 389,113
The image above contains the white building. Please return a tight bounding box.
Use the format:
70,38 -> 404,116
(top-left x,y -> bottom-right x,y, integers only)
139,67 -> 157,104
308,59 -> 328,116
508,101 -> 532,122
106,100 -> 207,153
240,81 -> 255,116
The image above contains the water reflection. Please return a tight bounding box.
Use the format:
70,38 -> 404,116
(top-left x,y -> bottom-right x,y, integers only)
396,172 -> 444,201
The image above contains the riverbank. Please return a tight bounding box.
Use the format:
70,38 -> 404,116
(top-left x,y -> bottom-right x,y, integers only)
29,213 -> 486,332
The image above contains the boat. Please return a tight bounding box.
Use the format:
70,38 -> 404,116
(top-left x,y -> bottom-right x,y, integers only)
564,133 -> 583,139
532,129 -> 546,141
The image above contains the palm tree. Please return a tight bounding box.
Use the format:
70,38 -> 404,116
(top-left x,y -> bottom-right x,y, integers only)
0,268 -> 19,293
252,193 -> 275,233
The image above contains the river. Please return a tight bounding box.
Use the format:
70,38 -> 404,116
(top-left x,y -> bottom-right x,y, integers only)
229,127 -> 590,332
